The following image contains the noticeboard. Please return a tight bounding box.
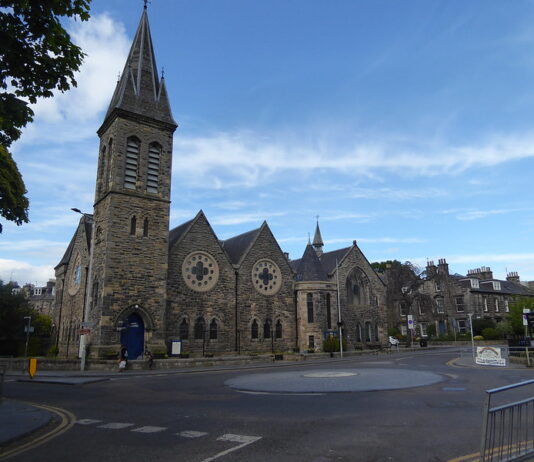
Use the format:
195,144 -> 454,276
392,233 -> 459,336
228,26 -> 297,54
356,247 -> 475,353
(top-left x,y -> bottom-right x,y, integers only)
171,340 -> 182,356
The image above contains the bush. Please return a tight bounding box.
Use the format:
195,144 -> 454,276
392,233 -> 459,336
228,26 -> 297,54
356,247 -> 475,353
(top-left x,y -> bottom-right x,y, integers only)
472,319 -> 496,336
323,336 -> 346,352
426,325 -> 436,338
473,335 -> 484,341
481,328 -> 499,340
47,345 -> 59,357
388,327 -> 400,337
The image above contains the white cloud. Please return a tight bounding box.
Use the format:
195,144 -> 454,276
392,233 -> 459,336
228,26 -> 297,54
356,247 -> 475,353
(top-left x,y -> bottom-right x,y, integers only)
14,13 -> 130,146
211,211 -> 287,226
0,259 -> 55,287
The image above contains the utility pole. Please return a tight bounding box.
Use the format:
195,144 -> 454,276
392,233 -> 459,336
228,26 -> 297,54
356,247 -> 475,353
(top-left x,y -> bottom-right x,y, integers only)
467,313 -> 475,363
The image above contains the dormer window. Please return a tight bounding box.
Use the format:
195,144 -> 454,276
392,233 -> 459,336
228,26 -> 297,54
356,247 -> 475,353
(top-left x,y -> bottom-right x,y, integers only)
435,281 -> 441,292
470,279 -> 479,289
492,281 -> 501,291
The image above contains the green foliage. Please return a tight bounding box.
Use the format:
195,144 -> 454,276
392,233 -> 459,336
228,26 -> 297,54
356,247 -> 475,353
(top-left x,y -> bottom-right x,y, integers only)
323,336 -> 346,352
0,145 -> 29,233
473,335 -> 484,341
387,327 -> 400,337
47,345 -> 59,357
508,297 -> 534,335
371,260 -> 401,274
0,1 -> 91,231
426,324 -> 436,338
496,320 -> 513,338
481,327 -> 499,340
472,318 -> 496,336
0,0 -> 91,146
0,280 -> 52,356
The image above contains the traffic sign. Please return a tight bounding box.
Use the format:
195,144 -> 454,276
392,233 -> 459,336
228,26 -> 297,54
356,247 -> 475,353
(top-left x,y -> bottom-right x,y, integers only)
79,329 -> 91,335
23,326 -> 34,333
527,313 -> 534,328
81,321 -> 95,328
407,315 -> 414,330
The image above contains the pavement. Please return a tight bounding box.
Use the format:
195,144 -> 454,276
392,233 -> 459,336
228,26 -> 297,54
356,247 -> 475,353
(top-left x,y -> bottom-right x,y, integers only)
1,346 -> 528,457
0,399 -> 53,447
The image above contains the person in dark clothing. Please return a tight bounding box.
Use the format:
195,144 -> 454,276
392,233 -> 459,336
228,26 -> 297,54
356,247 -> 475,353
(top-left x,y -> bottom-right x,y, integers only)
118,346 -> 128,371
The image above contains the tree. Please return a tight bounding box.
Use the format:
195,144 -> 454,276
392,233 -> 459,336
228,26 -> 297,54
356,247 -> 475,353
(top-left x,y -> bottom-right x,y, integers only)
0,280 -> 52,356
0,145 -> 28,233
508,297 -> 534,336
0,0 -> 91,231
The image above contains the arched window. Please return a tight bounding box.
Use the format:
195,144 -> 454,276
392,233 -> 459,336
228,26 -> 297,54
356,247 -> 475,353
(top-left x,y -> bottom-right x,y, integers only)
124,137 -> 139,189
251,319 -> 259,339
264,319 -> 271,339
326,293 -> 332,329
179,319 -> 189,339
194,317 -> 205,340
307,293 -> 314,323
365,322 -> 372,342
356,323 -> 362,342
147,143 -> 161,193
130,216 -> 136,236
209,319 -> 218,340
143,218 -> 149,237
374,323 -> 379,342
275,320 -> 282,339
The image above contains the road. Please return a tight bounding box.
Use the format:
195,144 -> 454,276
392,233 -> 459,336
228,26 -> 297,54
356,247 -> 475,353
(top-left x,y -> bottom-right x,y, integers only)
3,348 -> 534,462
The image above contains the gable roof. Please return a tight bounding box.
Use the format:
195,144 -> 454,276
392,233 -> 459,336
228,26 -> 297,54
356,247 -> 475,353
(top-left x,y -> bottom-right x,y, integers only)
221,226 -> 262,265
168,217 -> 195,249
55,215 -> 93,269
320,246 -> 352,274
294,244 -> 328,281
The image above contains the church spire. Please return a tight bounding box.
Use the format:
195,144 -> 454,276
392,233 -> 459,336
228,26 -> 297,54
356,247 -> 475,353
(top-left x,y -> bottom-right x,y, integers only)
312,218 -> 324,257
101,7 -> 176,130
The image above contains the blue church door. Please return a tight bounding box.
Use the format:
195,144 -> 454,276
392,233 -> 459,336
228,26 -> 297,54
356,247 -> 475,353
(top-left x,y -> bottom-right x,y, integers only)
120,313 -> 145,360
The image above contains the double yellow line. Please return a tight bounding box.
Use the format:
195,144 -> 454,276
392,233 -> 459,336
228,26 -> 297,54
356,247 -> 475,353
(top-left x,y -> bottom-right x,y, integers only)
0,402 -> 76,460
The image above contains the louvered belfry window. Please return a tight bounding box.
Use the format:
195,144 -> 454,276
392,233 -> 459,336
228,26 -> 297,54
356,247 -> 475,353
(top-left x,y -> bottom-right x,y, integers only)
147,143 -> 161,193
124,137 -> 139,189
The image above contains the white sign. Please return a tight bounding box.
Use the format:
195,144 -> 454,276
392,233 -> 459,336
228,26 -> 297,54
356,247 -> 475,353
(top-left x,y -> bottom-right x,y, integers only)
475,346 -> 507,367
523,315 -> 529,326
171,340 -> 182,355
407,315 -> 414,330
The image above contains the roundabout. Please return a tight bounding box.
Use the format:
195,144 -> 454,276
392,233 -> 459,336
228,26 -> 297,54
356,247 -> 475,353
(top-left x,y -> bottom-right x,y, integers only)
225,367 -> 444,393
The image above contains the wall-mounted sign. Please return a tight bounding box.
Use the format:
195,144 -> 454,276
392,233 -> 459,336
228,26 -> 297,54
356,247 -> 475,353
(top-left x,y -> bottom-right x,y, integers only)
476,346 -> 506,367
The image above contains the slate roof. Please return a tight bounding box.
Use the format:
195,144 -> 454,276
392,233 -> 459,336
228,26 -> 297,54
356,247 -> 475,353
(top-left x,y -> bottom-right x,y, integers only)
293,244 -> 328,281
221,227 -> 262,265
458,278 -> 532,296
55,215 -> 93,269
320,246 -> 352,274
102,7 -> 176,128
168,217 -> 195,248
312,221 -> 324,247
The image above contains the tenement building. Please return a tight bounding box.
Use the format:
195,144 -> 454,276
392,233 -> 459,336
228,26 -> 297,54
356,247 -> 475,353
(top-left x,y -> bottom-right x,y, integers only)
387,259 -> 533,338
53,7 -> 387,359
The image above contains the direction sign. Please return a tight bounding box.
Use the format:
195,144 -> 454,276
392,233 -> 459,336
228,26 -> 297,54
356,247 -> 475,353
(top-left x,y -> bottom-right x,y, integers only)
81,321 -> 95,328
23,326 -> 34,333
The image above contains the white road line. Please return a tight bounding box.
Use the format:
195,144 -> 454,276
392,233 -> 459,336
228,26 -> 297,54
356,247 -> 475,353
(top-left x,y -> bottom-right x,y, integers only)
131,426 -> 167,433
76,419 -> 102,425
201,434 -> 262,462
98,422 -> 134,429
178,430 -> 209,438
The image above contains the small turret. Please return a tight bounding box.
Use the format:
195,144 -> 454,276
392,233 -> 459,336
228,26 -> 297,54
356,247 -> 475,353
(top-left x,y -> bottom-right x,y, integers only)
312,219 -> 324,258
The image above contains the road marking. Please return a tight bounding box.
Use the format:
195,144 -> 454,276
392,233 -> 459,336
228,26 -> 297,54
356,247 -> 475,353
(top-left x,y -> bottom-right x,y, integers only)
442,387 -> 466,392
200,434 -> 262,462
0,402 -> 76,460
76,419 -> 102,425
178,430 -> 209,438
131,426 -> 167,433
98,422 -> 134,429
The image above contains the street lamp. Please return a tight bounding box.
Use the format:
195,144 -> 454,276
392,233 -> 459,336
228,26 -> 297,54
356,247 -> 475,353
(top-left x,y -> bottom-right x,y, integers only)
23,316 -> 32,357
467,313 -> 475,363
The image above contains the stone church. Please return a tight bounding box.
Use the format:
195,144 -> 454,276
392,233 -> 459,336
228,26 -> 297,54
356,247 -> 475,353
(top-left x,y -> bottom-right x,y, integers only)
54,7 -> 387,359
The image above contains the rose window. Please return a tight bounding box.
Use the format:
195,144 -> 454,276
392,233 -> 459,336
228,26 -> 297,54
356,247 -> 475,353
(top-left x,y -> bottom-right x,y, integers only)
182,251 -> 219,292
252,259 -> 282,295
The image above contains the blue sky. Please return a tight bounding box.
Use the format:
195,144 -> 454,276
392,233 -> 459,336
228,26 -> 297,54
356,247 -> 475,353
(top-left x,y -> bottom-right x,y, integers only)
3,0 -> 534,285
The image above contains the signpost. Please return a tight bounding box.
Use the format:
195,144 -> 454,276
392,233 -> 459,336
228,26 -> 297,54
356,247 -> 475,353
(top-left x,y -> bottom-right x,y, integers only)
407,315 -> 414,330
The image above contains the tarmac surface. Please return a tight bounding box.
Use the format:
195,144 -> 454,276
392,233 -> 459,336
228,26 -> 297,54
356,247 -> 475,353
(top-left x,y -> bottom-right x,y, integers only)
0,400 -> 52,447
0,347 -> 528,459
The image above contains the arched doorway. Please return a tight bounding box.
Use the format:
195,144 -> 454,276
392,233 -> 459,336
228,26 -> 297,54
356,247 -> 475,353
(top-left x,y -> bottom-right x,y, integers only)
120,312 -> 145,360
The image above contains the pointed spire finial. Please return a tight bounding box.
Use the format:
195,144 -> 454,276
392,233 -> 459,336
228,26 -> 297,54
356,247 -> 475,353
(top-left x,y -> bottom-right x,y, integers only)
312,217 -> 324,257
144,0 -> 149,9
161,66 -> 165,79
308,232 -> 311,245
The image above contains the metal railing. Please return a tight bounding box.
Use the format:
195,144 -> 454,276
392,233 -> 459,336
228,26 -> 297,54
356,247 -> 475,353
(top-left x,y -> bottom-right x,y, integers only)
480,379 -> 534,461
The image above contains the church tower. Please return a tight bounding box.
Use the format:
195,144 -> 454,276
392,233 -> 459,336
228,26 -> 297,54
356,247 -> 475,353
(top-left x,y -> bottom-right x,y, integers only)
88,6 -> 177,358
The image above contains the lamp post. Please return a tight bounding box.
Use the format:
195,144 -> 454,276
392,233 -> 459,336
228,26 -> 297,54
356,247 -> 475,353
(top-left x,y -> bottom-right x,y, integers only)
71,208 -> 94,372
23,316 -> 32,357
467,313 -> 476,363
335,259 -> 343,358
